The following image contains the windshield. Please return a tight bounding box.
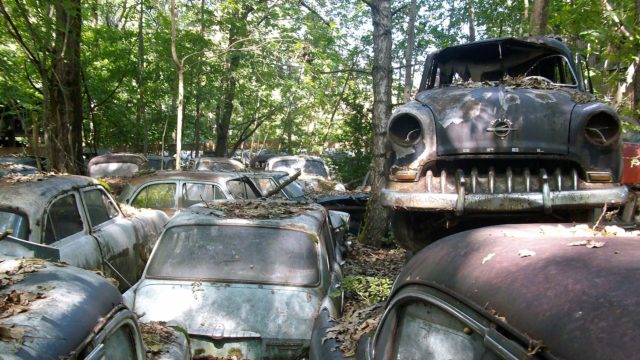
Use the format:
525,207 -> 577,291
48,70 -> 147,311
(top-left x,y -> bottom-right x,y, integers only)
0,210 -> 29,240
279,175 -> 306,199
429,42 -> 577,88
271,159 -> 328,178
146,225 -> 319,286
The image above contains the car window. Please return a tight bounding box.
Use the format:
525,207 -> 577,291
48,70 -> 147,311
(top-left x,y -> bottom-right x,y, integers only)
147,225 -> 319,286
375,300 -> 500,360
303,160 -> 328,178
43,194 -> 84,244
524,55 -> 577,85
0,210 -> 29,240
83,189 -> 119,227
131,183 -> 176,209
226,179 -> 259,199
101,322 -> 138,359
182,182 -> 226,207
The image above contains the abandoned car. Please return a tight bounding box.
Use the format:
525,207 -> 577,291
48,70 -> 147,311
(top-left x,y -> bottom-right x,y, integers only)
311,223 -> 640,360
124,201 -> 344,359
265,155 -> 346,192
0,257 -> 147,359
87,153 -> 147,178
117,170 -> 307,215
382,36 -> 629,251
0,174 -> 168,290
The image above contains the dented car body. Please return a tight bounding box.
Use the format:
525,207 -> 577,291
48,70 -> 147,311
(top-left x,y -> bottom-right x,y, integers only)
0,175 -> 168,290
383,37 -> 628,250
351,224 -> 640,360
125,201 -> 344,359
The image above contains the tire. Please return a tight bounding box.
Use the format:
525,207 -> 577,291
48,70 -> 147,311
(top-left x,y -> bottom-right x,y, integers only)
391,211 -> 445,253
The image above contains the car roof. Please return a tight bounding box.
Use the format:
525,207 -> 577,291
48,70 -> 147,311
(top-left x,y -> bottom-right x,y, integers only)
267,155 -> 325,163
87,153 -> 146,167
393,223 -> 640,360
0,175 -> 98,218
164,200 -> 326,235
0,258 -> 122,357
432,36 -> 572,62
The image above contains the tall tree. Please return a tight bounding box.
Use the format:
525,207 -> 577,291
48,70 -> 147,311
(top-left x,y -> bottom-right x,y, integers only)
530,0 -> 550,35
467,0 -> 476,41
0,0 -> 83,173
360,0 -> 392,247
170,0 -> 184,169
402,0 -> 417,102
137,0 -> 147,154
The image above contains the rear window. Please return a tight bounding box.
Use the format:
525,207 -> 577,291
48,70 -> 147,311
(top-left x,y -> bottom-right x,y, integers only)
196,161 -> 237,171
0,210 -> 28,240
271,159 -> 328,178
146,225 -> 319,286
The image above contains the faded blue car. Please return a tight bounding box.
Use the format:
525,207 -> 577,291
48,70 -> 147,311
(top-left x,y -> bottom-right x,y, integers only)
125,201 -> 344,359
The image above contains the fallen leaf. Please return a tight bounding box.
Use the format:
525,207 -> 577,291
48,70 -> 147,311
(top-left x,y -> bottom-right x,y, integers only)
482,253 -> 496,264
586,241 -> 606,248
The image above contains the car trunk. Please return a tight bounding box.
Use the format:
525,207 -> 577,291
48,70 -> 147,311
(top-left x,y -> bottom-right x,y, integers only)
417,86 -> 575,156
134,280 -> 323,359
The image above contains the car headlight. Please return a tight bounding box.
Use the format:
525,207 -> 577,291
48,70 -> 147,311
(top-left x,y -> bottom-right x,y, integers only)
389,113 -> 422,146
584,112 -> 620,146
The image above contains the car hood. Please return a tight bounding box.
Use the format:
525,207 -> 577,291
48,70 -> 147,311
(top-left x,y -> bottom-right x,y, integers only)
416,86 -> 576,155
133,279 -> 323,342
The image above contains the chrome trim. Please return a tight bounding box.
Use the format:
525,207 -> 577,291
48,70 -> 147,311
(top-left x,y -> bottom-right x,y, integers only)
381,186 -> 629,213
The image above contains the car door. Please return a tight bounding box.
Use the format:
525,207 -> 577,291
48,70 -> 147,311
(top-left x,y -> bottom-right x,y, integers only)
320,220 -> 343,316
80,186 -> 140,289
41,191 -> 104,271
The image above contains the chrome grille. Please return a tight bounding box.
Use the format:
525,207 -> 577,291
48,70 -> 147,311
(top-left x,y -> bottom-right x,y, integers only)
424,167 -> 580,194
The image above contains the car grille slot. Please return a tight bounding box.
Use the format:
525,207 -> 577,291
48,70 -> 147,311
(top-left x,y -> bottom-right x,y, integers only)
425,167 -> 579,194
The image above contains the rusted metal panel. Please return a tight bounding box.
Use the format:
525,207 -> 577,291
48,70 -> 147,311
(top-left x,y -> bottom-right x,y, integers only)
394,223 -> 640,360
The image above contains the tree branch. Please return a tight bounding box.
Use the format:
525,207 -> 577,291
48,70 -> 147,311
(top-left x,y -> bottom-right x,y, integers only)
299,0 -> 330,26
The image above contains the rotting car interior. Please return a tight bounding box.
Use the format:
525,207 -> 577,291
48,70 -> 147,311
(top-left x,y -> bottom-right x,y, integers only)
382,37 -> 629,251
124,201 -> 344,359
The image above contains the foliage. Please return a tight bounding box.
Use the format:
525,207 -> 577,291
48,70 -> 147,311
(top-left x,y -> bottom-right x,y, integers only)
335,275 -> 392,306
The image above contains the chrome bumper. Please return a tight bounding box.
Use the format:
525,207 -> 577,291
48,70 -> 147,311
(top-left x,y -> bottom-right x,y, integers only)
381,186 -> 629,215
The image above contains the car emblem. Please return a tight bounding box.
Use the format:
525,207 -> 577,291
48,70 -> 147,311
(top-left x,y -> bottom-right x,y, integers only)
486,119 -> 517,138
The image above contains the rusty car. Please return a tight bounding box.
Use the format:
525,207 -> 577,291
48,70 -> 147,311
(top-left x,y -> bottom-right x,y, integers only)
0,174 -> 168,290
311,223 -> 640,360
124,200 -> 344,359
117,170 -> 307,215
382,36 -> 629,251
0,257 -> 190,359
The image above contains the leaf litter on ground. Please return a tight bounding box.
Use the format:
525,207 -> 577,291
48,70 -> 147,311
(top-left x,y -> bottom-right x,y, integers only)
324,238 -> 405,355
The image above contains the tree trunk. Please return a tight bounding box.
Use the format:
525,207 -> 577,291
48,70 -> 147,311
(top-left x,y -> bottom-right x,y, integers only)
193,0 -> 205,158
170,0 -> 183,169
529,0 -> 550,36
137,0 -> 147,154
403,0 -> 417,103
214,18 -> 244,157
467,0 -> 476,42
359,0 -> 392,247
47,0 -> 83,174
